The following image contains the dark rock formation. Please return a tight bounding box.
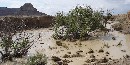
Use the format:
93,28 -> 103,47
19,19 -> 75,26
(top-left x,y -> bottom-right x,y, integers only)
0,7 -> 20,16
0,3 -> 46,16
0,16 -> 54,33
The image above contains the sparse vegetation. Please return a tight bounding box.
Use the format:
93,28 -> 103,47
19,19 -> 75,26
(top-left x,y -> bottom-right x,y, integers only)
0,16 -> 34,62
12,38 -> 33,58
0,36 -> 13,62
0,35 -> 33,62
26,52 -> 47,65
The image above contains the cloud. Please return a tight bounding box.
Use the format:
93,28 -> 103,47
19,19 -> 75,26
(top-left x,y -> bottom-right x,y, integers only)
0,0 -> 130,15
125,0 -> 130,4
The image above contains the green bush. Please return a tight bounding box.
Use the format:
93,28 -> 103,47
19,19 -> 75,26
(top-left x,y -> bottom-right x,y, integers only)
0,16 -> 35,62
53,6 -> 109,40
26,52 -> 47,65
0,36 -> 33,62
12,38 -> 33,58
0,36 -> 13,62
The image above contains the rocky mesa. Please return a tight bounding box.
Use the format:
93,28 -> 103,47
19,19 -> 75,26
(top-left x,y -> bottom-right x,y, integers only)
0,3 -> 47,16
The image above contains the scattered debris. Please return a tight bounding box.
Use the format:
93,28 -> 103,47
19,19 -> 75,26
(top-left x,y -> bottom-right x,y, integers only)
71,53 -> 84,57
85,59 -> 91,63
90,58 -> 97,62
85,59 -> 97,63
109,58 -> 112,60
74,43 -> 78,45
79,42 -> 82,46
61,50 -> 64,51
77,50 -> 83,53
112,37 -> 116,40
62,43 -> 69,50
49,28 -> 53,30
106,51 -> 109,55
125,54 -> 130,58
90,54 -> 95,59
100,57 -> 108,63
67,52 -> 71,54
104,43 -> 110,48
121,50 -> 126,52
53,59 -> 70,65
52,56 -> 61,62
40,43 -> 44,44
49,46 -> 57,50
98,48 -> 104,53
63,54 -> 71,58
117,41 -> 122,46
56,40 -> 62,46
56,61 -> 63,65
88,48 -> 94,53
62,59 -> 71,63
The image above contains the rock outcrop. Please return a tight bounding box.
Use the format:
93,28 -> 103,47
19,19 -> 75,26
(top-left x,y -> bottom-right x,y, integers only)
0,3 -> 46,16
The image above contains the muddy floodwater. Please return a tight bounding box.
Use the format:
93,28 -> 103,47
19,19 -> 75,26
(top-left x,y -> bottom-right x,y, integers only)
1,21 -> 130,65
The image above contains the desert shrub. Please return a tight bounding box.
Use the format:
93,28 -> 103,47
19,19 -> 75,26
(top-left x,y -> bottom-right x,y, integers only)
53,6 -> 111,40
26,52 -> 47,65
112,23 -> 122,31
0,34 -> 33,62
103,10 -> 112,26
115,14 -> 127,23
11,38 -> 33,58
0,16 -> 34,62
0,36 -> 13,62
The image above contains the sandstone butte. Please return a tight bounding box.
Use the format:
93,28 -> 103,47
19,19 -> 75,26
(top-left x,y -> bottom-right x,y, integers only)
0,3 -> 47,16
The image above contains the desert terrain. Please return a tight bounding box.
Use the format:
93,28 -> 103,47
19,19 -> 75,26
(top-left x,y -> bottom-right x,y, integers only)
0,20 -> 130,65
1,2 -> 130,65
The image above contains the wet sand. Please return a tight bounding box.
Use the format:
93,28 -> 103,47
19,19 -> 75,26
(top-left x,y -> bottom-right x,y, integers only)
1,22 -> 130,65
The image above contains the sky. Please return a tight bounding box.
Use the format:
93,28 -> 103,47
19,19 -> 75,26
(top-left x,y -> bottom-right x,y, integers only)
0,0 -> 130,15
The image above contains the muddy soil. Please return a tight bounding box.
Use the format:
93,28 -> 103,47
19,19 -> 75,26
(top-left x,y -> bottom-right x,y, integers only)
1,21 -> 130,65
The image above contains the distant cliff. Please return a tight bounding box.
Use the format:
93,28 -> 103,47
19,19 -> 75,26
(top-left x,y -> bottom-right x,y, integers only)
0,3 -> 47,16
